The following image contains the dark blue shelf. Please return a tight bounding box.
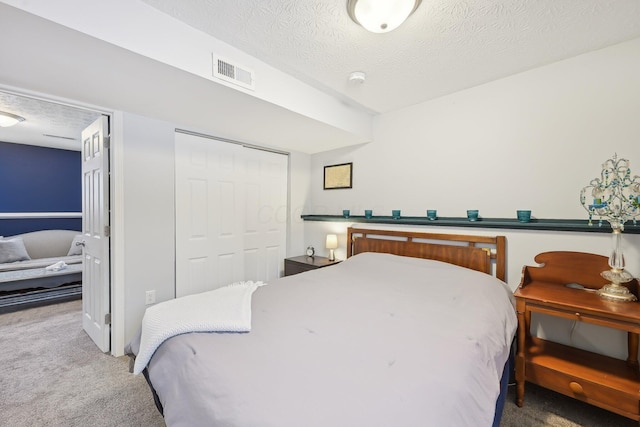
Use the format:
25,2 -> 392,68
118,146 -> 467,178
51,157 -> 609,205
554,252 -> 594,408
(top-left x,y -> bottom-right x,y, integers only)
300,215 -> 640,234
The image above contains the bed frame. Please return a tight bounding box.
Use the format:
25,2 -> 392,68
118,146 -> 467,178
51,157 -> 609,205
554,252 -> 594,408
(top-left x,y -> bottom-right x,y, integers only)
346,227 -> 506,282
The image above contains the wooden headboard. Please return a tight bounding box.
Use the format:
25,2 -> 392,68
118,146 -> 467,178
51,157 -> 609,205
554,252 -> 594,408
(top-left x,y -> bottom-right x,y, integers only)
347,227 -> 506,281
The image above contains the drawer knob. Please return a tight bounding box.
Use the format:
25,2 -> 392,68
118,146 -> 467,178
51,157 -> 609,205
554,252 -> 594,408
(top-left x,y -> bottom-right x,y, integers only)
569,381 -> 584,395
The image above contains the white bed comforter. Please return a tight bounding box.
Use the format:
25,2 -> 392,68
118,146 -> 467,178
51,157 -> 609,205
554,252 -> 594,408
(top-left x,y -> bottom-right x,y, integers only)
133,252 -> 517,427
133,281 -> 265,374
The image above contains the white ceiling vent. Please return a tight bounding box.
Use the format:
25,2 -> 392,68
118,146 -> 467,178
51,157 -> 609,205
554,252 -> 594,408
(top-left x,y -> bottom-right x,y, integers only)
212,55 -> 255,91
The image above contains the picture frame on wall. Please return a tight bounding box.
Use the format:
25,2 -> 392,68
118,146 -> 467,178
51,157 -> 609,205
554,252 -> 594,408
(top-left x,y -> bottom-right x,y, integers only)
323,162 -> 353,190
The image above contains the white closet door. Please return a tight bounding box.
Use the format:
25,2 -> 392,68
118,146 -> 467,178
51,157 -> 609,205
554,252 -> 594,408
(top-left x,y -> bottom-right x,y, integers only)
175,132 -> 287,298
241,147 -> 288,282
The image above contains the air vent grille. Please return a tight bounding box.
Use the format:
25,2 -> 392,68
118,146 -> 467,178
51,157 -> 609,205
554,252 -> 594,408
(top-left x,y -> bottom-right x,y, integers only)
212,56 -> 255,91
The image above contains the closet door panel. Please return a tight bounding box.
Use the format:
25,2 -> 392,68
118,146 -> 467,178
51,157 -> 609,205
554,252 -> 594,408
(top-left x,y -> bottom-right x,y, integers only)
241,147 -> 287,283
176,133 -> 287,298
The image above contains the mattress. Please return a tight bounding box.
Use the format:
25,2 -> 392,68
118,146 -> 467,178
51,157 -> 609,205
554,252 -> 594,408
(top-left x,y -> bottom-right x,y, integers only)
129,252 -> 517,427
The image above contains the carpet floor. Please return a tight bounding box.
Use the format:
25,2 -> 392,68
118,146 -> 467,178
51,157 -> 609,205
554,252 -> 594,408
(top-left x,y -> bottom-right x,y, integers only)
0,300 -> 164,427
0,300 -> 636,426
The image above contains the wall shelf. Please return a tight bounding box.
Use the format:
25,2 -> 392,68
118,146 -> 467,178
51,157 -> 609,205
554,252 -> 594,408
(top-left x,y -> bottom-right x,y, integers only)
300,215 -> 640,234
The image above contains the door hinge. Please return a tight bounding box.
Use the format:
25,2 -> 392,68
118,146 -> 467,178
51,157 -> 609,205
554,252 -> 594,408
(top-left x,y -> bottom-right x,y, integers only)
104,225 -> 110,237
105,313 -> 111,325
104,136 -> 111,150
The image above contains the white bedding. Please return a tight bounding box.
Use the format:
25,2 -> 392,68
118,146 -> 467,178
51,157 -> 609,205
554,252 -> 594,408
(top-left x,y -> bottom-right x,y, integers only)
131,252 -> 517,427
133,281 -> 265,374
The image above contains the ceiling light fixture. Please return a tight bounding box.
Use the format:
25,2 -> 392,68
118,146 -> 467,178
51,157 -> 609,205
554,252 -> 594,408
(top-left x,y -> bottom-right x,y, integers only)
347,0 -> 421,33
0,111 -> 26,127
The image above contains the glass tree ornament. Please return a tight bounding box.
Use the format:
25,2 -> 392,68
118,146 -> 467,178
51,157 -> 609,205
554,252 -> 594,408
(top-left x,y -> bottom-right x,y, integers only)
579,154 -> 640,302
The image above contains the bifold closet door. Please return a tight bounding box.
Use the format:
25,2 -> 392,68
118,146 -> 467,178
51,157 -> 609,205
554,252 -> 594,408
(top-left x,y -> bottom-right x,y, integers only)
175,132 -> 287,298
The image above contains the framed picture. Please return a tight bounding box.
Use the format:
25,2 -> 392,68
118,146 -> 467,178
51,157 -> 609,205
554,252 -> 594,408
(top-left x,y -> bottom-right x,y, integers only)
323,162 -> 353,190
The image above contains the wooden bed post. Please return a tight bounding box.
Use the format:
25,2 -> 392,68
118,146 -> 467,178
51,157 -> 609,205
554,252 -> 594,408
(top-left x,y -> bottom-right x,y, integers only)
496,236 -> 506,282
347,229 -> 355,258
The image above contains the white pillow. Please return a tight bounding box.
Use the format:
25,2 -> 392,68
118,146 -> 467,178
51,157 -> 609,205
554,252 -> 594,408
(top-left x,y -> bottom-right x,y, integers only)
67,235 -> 84,256
0,237 -> 31,263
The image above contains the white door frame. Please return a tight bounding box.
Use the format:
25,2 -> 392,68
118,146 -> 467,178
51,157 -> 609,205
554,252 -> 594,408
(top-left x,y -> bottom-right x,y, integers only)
0,85 -> 123,356
109,111 -> 125,356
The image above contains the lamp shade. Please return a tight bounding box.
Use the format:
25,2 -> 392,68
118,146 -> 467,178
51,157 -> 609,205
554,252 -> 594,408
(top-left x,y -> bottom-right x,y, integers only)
347,0 -> 421,33
0,111 -> 25,127
326,234 -> 338,249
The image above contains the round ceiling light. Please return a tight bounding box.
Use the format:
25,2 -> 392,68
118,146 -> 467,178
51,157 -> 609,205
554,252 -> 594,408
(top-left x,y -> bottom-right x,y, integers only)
347,0 -> 422,33
0,111 -> 26,127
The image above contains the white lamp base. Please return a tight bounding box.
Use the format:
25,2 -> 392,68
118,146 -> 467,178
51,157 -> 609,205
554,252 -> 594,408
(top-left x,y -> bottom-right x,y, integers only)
328,249 -> 335,261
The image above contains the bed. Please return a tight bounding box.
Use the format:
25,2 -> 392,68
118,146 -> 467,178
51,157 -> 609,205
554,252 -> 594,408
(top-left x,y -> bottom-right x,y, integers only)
127,227 -> 517,427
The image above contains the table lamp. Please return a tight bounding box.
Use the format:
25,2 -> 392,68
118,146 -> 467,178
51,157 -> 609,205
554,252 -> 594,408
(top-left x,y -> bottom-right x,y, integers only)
326,234 -> 338,261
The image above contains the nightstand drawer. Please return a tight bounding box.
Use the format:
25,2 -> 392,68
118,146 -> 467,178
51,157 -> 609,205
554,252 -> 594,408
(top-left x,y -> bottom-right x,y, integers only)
526,362 -> 639,418
285,261 -> 317,276
529,304 -> 639,332
284,256 -> 340,277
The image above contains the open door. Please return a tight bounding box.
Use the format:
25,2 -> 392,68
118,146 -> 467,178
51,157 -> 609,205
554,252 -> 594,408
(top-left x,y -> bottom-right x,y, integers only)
81,116 -> 110,352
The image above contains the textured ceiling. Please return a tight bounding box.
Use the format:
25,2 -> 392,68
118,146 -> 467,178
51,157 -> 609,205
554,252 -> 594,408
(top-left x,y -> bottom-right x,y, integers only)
3,1 -> 640,151
142,0 -> 640,113
0,91 -> 101,151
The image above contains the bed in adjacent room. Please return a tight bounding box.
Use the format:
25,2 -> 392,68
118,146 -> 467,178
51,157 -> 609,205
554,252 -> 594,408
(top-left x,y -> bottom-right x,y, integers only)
127,227 -> 517,427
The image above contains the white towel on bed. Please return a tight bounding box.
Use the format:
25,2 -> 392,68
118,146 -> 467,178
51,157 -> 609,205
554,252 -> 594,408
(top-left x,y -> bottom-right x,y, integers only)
133,281 -> 266,375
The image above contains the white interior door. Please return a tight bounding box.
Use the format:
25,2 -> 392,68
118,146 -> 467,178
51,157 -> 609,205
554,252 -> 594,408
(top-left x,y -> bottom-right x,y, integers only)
81,116 -> 110,352
175,132 -> 287,298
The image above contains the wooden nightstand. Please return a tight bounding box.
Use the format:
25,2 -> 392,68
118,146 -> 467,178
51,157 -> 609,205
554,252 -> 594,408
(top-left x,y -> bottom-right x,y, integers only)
284,256 -> 340,276
514,251 -> 640,423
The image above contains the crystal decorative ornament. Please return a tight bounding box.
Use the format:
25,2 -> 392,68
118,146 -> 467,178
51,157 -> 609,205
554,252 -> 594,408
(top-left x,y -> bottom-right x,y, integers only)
580,154 -> 640,302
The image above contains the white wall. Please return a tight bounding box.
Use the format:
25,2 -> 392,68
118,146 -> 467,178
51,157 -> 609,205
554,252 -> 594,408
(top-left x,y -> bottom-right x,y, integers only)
303,37 -> 640,361
1,0 -> 373,150
117,113 -> 312,350
288,150 -> 312,258
309,37 -> 640,220
120,113 -> 176,348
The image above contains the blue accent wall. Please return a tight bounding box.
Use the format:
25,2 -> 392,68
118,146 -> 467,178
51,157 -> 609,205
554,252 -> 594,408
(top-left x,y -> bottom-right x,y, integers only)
0,141 -> 81,236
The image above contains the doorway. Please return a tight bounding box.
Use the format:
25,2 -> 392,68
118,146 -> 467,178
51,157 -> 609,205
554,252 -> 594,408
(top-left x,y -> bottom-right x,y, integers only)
0,89 -> 112,351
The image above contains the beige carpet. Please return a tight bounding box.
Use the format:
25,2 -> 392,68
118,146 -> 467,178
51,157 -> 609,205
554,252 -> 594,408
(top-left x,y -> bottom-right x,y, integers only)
0,300 -> 164,427
0,300 -> 635,427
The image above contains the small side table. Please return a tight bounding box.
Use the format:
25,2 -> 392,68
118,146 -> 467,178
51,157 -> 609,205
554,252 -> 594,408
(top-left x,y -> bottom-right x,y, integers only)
284,255 -> 340,276
514,251 -> 640,423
